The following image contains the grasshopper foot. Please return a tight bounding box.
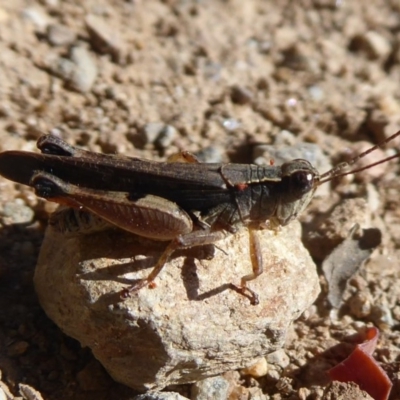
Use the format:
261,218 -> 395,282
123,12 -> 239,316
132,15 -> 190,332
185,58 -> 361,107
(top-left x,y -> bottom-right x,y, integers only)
229,284 -> 259,305
120,278 -> 154,299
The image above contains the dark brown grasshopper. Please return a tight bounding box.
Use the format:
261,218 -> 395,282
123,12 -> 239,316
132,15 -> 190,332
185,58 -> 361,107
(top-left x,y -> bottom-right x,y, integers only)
0,132 -> 399,304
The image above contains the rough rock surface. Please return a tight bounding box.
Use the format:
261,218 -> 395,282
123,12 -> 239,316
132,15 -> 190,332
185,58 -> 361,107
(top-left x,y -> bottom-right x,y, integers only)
34,220 -> 319,391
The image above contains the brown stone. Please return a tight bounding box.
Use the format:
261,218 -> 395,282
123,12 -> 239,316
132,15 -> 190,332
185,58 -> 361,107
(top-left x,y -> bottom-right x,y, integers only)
34,220 -> 319,391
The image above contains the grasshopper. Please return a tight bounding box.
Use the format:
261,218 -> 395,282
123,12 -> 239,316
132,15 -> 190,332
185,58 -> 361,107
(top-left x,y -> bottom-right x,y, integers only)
0,132 -> 399,304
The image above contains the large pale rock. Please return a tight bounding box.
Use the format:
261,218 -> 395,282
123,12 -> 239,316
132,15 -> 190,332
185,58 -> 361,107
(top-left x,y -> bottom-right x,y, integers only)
34,220 -> 319,392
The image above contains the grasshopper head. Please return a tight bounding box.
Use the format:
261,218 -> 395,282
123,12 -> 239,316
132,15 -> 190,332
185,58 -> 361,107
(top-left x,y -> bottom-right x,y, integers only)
275,159 -> 320,226
269,130 -> 400,227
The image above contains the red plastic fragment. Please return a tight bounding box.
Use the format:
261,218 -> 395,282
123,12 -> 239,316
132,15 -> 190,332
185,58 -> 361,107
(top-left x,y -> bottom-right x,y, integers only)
328,327 -> 392,400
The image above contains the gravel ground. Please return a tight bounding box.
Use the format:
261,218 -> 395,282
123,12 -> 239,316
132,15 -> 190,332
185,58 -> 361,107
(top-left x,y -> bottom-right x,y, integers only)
0,1 -> 400,399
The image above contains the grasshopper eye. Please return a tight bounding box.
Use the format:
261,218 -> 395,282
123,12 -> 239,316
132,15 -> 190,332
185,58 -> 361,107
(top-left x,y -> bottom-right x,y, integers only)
290,170 -> 315,194
279,159 -> 318,200
281,170 -> 315,200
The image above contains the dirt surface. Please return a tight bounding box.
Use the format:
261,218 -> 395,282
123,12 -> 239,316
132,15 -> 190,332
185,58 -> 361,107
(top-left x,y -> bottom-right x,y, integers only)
0,1 -> 400,399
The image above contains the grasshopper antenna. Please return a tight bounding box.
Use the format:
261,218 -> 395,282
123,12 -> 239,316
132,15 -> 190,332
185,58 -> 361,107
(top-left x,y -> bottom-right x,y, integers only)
319,130 -> 400,185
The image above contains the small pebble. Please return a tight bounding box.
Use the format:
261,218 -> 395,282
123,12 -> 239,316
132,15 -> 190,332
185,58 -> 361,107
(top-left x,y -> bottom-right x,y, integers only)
142,123 -> 176,148
371,305 -> 394,330
392,305 -> 400,323
85,14 -> 126,63
298,387 -> 311,400
222,118 -> 240,131
276,376 -> 294,394
286,97 -> 297,107
45,54 -> 75,80
265,366 -> 280,381
69,46 -> 98,93
47,24 -> 76,46
241,357 -> 268,378
348,293 -> 372,318
308,85 -> 325,102
142,122 -> 165,144
22,7 -> 51,30
196,146 -> 224,163
191,376 -> 230,400
247,387 -> 268,400
253,142 -> 328,169
362,31 -> 391,60
266,349 -> 290,369
0,7 -> 10,23
378,95 -> 400,116
230,85 -> 253,105
155,125 -> 176,149
7,341 -> 29,357
19,384 -> 44,400
274,27 -> 298,51
44,0 -> 59,6
2,200 -> 34,225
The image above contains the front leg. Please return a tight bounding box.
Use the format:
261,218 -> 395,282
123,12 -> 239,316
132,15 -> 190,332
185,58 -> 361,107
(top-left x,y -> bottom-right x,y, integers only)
229,228 -> 263,305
